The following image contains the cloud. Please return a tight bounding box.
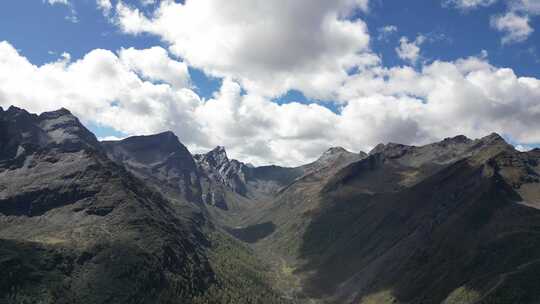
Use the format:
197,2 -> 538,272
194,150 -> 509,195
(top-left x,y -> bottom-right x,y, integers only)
0,41 -> 204,146
113,0 -> 375,99
443,0 -> 538,44
377,25 -> 398,41
96,0 -> 112,16
99,135 -> 127,141
141,0 -> 156,6
338,56 -> 540,146
491,12 -> 533,44
118,47 -> 190,89
2,40 -> 540,166
46,0 -> 70,5
395,35 -> 426,64
510,0 -> 540,15
44,0 -> 79,23
515,144 -> 534,152
442,0 -> 498,10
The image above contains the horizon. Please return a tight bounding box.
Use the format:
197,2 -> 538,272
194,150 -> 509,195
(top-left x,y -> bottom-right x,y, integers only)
1,104 -> 530,167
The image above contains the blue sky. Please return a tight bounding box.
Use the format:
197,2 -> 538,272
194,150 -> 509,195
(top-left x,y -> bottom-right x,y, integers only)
369,1 -> 539,75
2,1 -> 539,89
0,0 -> 539,165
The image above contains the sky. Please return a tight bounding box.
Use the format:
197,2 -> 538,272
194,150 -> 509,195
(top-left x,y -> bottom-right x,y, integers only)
0,0 -> 540,166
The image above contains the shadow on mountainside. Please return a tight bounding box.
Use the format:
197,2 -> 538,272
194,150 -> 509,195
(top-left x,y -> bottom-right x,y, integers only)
297,157 -> 540,304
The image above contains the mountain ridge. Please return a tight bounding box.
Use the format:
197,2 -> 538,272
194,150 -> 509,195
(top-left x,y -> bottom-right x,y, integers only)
2,106 -> 540,304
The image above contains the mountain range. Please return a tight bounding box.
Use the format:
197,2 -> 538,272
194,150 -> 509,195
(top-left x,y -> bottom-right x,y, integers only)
1,106 -> 540,304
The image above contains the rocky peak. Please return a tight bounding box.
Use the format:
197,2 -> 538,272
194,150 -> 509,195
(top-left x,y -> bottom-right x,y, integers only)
300,147 -> 367,179
102,131 -> 202,204
37,108 -> 100,150
478,132 -> 508,146
194,147 -> 251,206
324,147 -> 349,155
104,131 -> 190,165
315,147 -> 361,165
369,142 -> 413,159
4,105 -> 30,116
38,107 -> 72,118
1,106 -> 39,125
470,133 -> 512,153
1,106 -> 100,159
198,146 -> 229,168
439,135 -> 472,145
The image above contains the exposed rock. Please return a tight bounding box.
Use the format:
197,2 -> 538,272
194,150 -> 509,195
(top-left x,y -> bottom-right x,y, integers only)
102,132 -> 203,205
194,146 -> 304,210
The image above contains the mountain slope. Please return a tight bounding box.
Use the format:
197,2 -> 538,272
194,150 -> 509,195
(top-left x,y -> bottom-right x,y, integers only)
0,107 -> 217,303
292,135 -> 540,303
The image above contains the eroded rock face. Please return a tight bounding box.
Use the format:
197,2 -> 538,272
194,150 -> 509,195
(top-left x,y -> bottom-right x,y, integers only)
195,146 -> 250,198
194,146 -> 305,210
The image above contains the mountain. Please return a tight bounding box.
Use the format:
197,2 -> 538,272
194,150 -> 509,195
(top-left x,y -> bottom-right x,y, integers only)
3,106 -> 540,304
0,107 -> 288,304
268,133 -> 540,303
194,146 -> 303,212
0,106 -> 217,303
194,146 -> 250,210
303,147 -> 367,174
102,132 -> 203,207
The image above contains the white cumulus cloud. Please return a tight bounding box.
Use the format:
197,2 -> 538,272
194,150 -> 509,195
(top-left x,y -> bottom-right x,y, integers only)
113,0 -> 375,100
396,35 -> 426,64
118,47 -> 191,89
491,12 -> 533,44
2,40 -> 540,166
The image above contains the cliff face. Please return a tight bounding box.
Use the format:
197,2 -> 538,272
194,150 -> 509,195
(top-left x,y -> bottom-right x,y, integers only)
193,146 -> 305,210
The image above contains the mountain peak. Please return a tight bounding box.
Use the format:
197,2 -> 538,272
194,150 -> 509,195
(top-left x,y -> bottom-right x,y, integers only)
153,130 -> 179,142
112,131 -> 185,158
323,146 -> 349,155
474,132 -> 511,150
441,134 -> 471,144
36,108 -> 100,150
2,105 -> 33,119
203,146 -> 229,164
210,145 -> 227,154
481,132 -> 505,142
40,107 -> 72,117
6,105 -> 25,113
369,142 -> 412,158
